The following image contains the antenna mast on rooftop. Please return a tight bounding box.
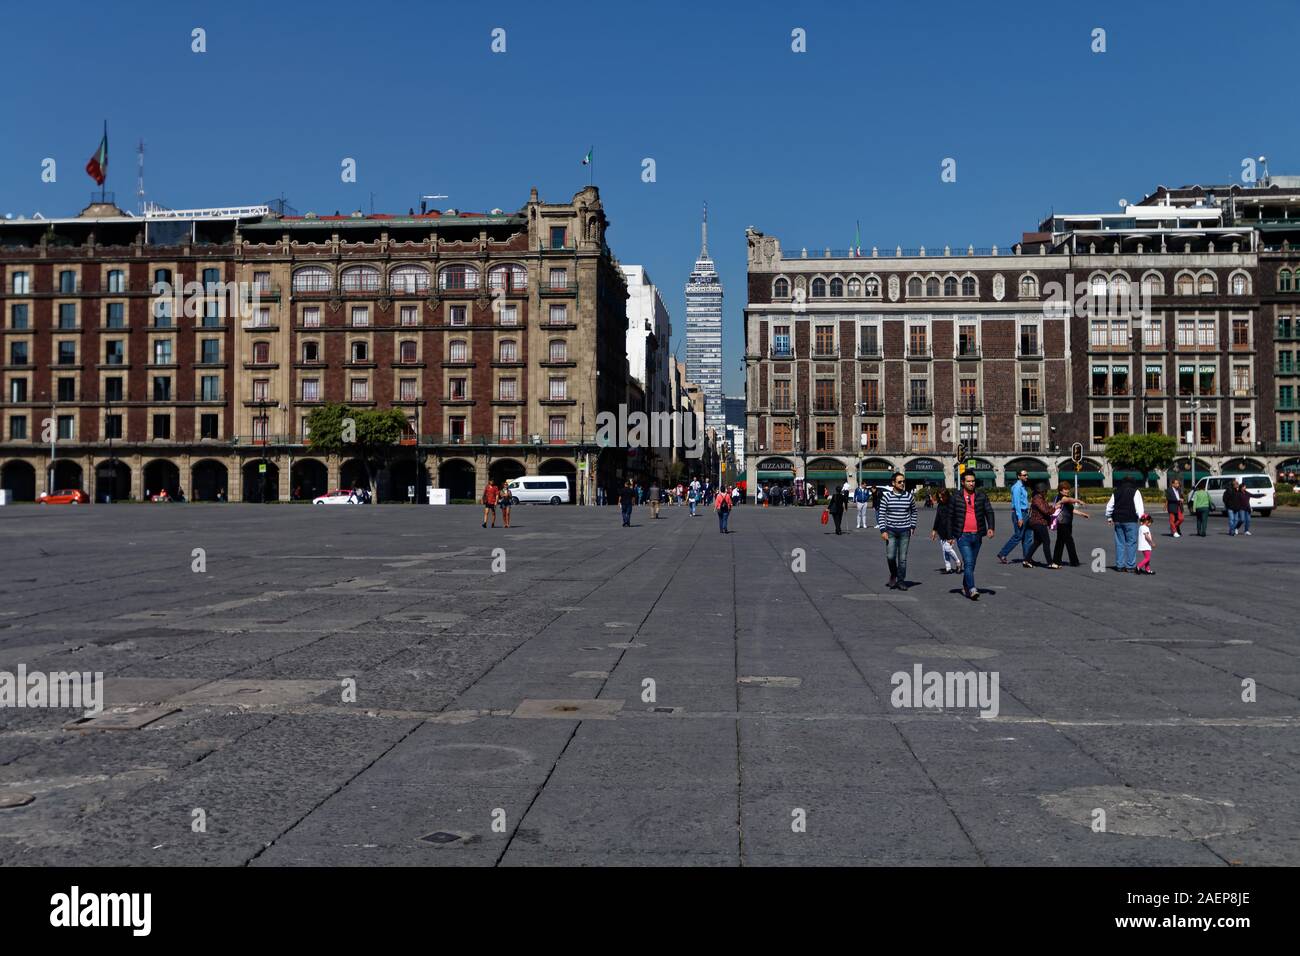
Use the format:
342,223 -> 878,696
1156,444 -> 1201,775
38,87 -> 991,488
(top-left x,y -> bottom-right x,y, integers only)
136,139 -> 145,215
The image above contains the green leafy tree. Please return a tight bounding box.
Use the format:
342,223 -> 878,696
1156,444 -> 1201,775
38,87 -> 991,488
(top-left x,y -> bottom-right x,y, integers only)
1103,433 -> 1178,486
304,404 -> 409,501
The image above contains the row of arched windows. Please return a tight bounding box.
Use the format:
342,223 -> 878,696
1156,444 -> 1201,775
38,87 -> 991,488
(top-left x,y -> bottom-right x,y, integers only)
288,337 -> 568,365
771,269 -> 1253,301
291,263 -> 528,294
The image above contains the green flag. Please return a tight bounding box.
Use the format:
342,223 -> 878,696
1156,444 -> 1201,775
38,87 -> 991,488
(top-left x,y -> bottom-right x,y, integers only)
581,147 -> 593,166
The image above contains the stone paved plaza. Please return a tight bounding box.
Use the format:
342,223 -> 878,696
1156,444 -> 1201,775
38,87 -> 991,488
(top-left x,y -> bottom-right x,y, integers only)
0,500 -> 1296,866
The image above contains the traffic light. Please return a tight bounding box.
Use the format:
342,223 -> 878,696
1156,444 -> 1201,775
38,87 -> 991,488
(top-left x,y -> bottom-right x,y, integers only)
957,442 -> 967,462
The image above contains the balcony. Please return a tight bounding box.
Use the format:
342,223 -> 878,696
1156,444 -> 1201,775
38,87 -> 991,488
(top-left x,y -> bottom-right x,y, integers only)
812,403 -> 837,414
243,283 -> 282,303
811,348 -> 839,360
540,281 -> 578,296
1018,345 -> 1044,360
906,400 -> 933,414
1019,403 -> 1044,415
905,346 -> 933,360
908,443 -> 937,453
955,345 -> 981,360
770,347 -> 795,360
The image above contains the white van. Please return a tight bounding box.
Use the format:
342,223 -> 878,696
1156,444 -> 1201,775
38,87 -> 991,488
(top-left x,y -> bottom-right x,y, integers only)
505,476 -> 571,505
1192,474 -> 1275,517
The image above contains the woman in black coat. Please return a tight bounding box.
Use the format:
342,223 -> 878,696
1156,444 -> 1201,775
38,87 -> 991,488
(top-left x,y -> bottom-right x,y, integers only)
826,484 -> 847,534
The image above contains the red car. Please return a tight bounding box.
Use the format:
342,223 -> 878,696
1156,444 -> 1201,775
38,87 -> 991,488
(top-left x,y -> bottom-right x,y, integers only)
39,489 -> 89,505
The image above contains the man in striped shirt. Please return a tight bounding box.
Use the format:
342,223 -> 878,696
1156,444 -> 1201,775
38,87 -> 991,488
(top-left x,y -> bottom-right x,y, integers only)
876,472 -> 918,590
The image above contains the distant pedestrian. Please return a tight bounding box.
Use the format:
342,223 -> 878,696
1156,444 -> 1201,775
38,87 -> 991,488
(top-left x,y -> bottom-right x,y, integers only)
715,483 -> 733,533
1023,482 -> 1058,569
1165,478 -> 1184,538
1191,483 -> 1211,536
482,481 -> 499,528
619,480 -> 636,527
930,487 -> 962,574
854,482 -> 870,529
1105,477 -> 1144,572
1136,514 -> 1155,574
649,482 -> 661,519
827,482 -> 846,534
500,485 -> 512,528
732,485 -> 741,507
997,469 -> 1033,564
945,471 -> 996,600
1051,481 -> 1089,567
687,483 -> 699,517
875,472 -> 917,590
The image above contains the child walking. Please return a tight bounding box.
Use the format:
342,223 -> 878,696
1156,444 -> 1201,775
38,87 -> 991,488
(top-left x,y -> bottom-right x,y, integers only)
1136,513 -> 1155,574
929,488 -> 963,574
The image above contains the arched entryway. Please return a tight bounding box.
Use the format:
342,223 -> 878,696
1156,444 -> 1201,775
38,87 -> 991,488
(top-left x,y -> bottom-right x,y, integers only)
489,458 -> 526,487
804,457 -> 847,498
384,459 -> 429,502
1058,457 -> 1105,488
904,457 -> 944,490
51,460 -> 83,492
191,459 -> 229,502
1221,457 -> 1265,474
438,459 -> 475,502
290,459 -> 328,501
94,460 -> 131,502
1003,457 -> 1050,489
857,456 -> 897,486
1,460 -> 36,501
242,459 -> 279,502
965,457 -> 997,488
539,457 -> 577,503
340,458 -> 372,491
143,459 -> 181,499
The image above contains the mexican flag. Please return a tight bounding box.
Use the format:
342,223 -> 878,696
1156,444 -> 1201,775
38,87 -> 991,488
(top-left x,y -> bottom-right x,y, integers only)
581,147 -> 592,166
86,123 -> 108,186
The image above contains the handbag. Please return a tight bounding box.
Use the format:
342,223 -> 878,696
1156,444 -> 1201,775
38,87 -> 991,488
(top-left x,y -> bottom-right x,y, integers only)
820,509 -> 829,525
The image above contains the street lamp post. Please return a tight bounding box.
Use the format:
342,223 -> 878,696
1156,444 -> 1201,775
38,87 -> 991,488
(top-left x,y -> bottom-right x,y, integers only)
1187,399 -> 1202,488
47,396 -> 56,496
105,393 -> 114,503
281,403 -> 293,501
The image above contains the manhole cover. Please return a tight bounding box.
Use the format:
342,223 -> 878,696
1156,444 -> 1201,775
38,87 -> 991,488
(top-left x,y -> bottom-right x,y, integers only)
1039,786 -> 1254,840
738,676 -> 802,688
894,644 -> 1000,660
64,706 -> 178,732
419,830 -> 479,846
0,792 -> 35,809
512,698 -> 624,720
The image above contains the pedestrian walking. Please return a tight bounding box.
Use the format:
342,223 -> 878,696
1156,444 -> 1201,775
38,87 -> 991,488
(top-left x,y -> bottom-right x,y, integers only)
1191,483 -> 1211,536
482,480 -> 500,528
1136,514 -> 1155,574
687,483 -> 699,517
649,481 -> 661,519
1165,478 -> 1185,538
1224,480 -> 1242,535
945,471 -> 996,600
732,485 -> 741,507
929,488 -> 962,574
1105,477 -> 1144,572
1234,479 -> 1263,535
854,482 -> 870,529
1022,482 -> 1058,569
619,480 -> 636,527
1051,480 -> 1089,566
827,482 -> 846,534
875,472 -> 918,590
500,484 -> 512,528
715,483 -> 733,533
996,469 -> 1033,564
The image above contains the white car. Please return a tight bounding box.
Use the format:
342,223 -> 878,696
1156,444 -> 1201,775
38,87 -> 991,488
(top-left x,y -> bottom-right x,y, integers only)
312,488 -> 366,505
1192,474 -> 1275,517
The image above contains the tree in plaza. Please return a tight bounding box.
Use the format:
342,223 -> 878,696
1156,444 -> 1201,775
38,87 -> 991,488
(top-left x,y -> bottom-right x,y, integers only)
1103,432 -> 1178,487
304,403 -> 409,500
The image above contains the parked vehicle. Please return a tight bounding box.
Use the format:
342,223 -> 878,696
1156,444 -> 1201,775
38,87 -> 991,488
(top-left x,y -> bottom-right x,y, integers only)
312,488 -> 367,505
504,476 -> 571,505
38,489 -> 88,505
1193,474 -> 1275,517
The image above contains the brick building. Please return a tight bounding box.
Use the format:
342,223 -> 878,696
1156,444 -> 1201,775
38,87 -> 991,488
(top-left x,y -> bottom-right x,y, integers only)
0,187 -> 630,503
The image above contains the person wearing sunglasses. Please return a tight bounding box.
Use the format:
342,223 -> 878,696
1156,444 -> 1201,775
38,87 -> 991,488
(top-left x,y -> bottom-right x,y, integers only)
875,472 -> 918,590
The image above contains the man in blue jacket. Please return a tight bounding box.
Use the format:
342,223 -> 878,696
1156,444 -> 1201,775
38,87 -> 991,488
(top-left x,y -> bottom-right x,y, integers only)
996,468 -> 1032,564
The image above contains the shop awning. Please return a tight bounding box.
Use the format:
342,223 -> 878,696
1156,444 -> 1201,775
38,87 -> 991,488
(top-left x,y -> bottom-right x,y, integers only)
1068,471 -> 1105,482
806,471 -> 848,481
858,469 -> 895,481
1111,469 -> 1161,482
1005,469 -> 1051,480
757,470 -> 794,480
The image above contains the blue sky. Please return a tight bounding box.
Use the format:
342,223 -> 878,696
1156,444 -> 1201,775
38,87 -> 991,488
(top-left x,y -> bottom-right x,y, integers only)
3,0 -> 1297,392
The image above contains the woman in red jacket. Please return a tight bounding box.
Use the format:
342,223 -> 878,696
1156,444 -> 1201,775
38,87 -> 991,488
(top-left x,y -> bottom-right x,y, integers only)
1022,482 -> 1059,569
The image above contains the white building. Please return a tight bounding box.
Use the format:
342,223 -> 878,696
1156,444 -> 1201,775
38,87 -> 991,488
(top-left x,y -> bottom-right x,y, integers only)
620,265 -> 672,418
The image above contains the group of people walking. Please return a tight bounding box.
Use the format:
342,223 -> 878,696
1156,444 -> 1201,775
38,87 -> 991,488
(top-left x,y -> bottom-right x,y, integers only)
616,478 -> 737,532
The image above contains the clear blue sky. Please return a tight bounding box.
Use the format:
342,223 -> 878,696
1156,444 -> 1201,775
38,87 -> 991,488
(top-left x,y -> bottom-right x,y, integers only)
3,0 -> 1296,393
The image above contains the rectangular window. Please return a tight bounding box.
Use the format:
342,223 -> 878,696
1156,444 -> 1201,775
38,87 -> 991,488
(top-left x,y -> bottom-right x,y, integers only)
910,421 -> 930,451
815,422 -> 835,451
105,340 -> 123,365
959,377 -> 977,412
861,379 -> 879,411
449,306 -> 467,326
400,305 -> 419,326
202,300 -> 221,327
254,271 -> 271,293
499,416 -> 516,442
773,379 -> 791,409
350,379 -> 369,402
548,268 -> 568,290
57,415 -> 74,440
1019,422 -> 1041,453
549,377 -> 567,400
10,416 -> 27,439
499,378 -> 517,400
9,379 -> 27,402
450,378 -> 467,400
550,226 -> 566,249
1232,366 -> 1250,395
200,414 -> 218,439
908,378 -> 928,411
814,379 -> 834,411
149,415 -> 168,440
1145,364 -> 1162,393
1197,319 -> 1216,347
1176,319 -> 1195,346
202,267 -> 220,288
1281,421 -> 1295,443
399,378 -> 417,401
1019,325 -> 1039,355
1199,364 -> 1216,395
153,297 -> 172,326
302,307 -> 321,328
1090,321 -> 1108,347
1111,365 -> 1129,396
1145,412 -> 1163,435
104,414 -> 122,439
201,376 -> 219,401
399,341 -> 417,363
11,271 -> 30,294
153,377 -> 172,401
908,325 -> 928,356
252,379 -> 269,402
105,378 -> 123,402
548,340 -> 566,363
548,415 -> 566,442
1143,318 -> 1163,347
1020,378 -> 1039,411
351,307 -> 369,327
498,304 -> 518,326
1093,413 -> 1110,444
10,304 -> 29,329
958,325 -> 978,356
548,304 -> 567,325
1112,412 -> 1130,435
859,325 -> 878,356
814,325 -> 835,355
58,303 -> 77,329
1109,320 -> 1128,346
201,339 -> 220,364
1199,414 -> 1217,444
1178,365 -> 1195,395
301,379 -> 319,402
57,378 -> 75,401
1231,318 -> 1250,348
58,342 -> 77,365
105,302 -> 125,328
10,342 -> 27,365
449,416 -> 467,441
862,421 -> 879,451
772,422 -> 793,451
1233,412 -> 1252,443
59,270 -> 76,293
153,340 -> 172,365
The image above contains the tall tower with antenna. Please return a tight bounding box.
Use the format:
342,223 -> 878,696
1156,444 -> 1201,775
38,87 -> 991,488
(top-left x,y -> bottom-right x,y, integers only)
136,139 -> 146,214
684,201 -> 724,434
